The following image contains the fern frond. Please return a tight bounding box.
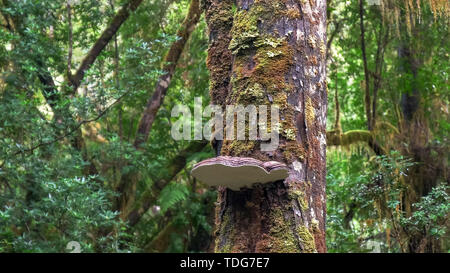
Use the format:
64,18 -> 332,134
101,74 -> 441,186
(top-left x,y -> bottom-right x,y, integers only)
157,183 -> 190,214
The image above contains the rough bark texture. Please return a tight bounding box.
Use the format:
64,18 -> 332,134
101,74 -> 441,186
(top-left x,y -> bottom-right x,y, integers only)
204,0 -> 235,156
208,0 -> 327,253
204,0 -> 234,107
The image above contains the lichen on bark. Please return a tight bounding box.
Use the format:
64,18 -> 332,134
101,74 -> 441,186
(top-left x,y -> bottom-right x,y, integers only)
211,0 -> 328,253
205,0 -> 234,106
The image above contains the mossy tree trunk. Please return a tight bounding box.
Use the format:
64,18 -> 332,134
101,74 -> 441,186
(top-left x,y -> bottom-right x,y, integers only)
206,0 -> 327,253
398,42 -> 443,253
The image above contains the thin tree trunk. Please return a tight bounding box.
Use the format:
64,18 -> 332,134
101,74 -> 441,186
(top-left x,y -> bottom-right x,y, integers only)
359,0 -> 372,131
333,67 -> 341,132
133,0 -> 202,148
371,25 -> 388,129
212,0 -> 327,253
70,0 -> 144,93
116,0 -> 202,217
67,0 -> 73,79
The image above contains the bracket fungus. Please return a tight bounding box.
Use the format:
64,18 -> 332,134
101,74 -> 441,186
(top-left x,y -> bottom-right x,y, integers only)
191,156 -> 289,191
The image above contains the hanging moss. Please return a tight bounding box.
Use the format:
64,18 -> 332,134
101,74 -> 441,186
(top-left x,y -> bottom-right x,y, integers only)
326,130 -> 374,147
341,130 -> 373,145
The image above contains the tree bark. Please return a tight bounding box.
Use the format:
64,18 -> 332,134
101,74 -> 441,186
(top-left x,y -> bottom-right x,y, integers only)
359,0 -> 372,131
204,0 -> 234,155
210,0 -> 327,253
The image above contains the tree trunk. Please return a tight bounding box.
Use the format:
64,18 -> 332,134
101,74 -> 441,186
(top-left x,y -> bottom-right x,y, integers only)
116,0 -> 201,217
70,0 -> 144,93
359,0 -> 373,131
133,0 -> 201,148
208,0 -> 327,253
397,43 -> 442,253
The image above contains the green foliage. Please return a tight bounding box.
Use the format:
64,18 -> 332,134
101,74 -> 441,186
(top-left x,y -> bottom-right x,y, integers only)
158,182 -> 190,214
165,189 -> 216,253
327,149 -> 448,252
352,151 -> 414,208
0,0 -> 212,253
0,0 -> 448,253
326,0 -> 449,253
0,176 -> 131,252
400,184 -> 449,239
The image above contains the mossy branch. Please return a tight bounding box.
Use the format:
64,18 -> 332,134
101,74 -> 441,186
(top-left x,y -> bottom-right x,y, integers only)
327,130 -> 373,146
327,129 -> 386,155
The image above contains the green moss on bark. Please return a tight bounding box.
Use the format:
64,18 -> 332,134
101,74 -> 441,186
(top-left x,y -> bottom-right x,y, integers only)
282,142 -> 305,163
221,140 -> 257,157
214,210 -> 234,253
268,207 -> 300,253
288,188 -> 308,211
223,11 -> 296,157
306,96 -> 315,128
297,225 -> 316,253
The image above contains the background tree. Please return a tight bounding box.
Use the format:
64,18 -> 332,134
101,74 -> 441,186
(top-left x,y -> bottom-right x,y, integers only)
326,0 -> 449,253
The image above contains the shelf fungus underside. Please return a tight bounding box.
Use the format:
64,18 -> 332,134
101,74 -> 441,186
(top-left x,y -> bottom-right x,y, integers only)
191,156 -> 289,191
